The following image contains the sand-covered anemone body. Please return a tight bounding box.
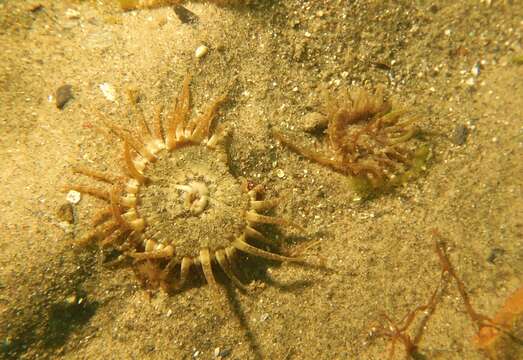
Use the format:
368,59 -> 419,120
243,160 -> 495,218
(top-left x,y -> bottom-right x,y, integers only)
65,75 -> 302,292
274,88 -> 430,192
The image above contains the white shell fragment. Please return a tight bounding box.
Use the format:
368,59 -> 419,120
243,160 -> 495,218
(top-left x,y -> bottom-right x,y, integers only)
99,83 -> 116,102
66,190 -> 81,204
195,45 -> 209,59
65,9 -> 80,19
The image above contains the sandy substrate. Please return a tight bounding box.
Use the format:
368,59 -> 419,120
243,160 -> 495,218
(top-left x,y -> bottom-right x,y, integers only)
1,1 -> 522,359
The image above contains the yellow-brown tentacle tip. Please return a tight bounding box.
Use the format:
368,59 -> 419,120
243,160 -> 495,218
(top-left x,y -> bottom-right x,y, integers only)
200,248 -> 218,290
110,186 -> 130,230
124,141 -> 149,184
246,211 -> 305,232
232,236 -> 304,263
215,249 -> 249,291
174,257 -> 192,290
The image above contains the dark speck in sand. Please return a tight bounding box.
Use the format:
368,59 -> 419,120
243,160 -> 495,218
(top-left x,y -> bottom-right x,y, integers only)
487,248 -> 505,264
56,84 -> 73,110
452,124 -> 469,146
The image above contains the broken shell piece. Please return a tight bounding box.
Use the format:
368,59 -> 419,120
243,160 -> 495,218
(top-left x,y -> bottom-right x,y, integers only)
66,190 -> 81,204
195,45 -> 209,59
99,83 -> 116,102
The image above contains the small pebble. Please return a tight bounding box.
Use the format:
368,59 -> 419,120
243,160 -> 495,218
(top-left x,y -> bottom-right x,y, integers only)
487,248 -> 505,264
126,86 -> 141,104
260,313 -> 270,322
275,169 -> 285,178
471,63 -> 481,77
28,3 -> 44,13
56,84 -> 73,109
451,124 -> 469,145
66,190 -> 81,204
65,8 -> 80,19
174,5 -> 199,24
65,294 -> 78,304
99,83 -> 116,102
57,203 -> 74,223
195,45 -> 209,59
302,112 -> 327,133
219,348 -> 231,357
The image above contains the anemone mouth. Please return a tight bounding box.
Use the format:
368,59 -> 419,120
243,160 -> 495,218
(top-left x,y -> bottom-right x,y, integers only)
135,145 -> 250,261
65,74 -> 303,292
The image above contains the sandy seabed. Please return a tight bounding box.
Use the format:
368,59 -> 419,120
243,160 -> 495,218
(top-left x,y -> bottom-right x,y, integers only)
1,1 -> 522,359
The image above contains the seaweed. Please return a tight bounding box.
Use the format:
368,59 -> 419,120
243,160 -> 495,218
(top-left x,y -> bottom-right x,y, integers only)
371,230 -> 523,359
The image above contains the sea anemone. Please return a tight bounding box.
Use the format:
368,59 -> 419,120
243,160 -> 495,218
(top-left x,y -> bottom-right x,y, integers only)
274,88 -> 430,193
65,74 -> 303,292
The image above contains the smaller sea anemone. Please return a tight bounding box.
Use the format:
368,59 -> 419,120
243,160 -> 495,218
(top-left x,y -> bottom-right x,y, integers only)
273,88 -> 430,192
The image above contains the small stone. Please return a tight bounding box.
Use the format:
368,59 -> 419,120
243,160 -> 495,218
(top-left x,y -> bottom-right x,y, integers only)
219,348 -> 231,357
166,309 -> 173,317
214,347 -> 220,357
56,84 -> 73,109
58,221 -> 74,234
65,294 -> 77,304
28,3 -> 44,13
451,124 -> 469,145
275,169 -> 285,178
195,45 -> 209,59
99,83 -> 116,102
465,77 -> 475,86
57,203 -> 74,223
302,112 -> 327,133
487,248 -> 505,264
66,190 -> 81,204
65,8 -> 80,19
260,313 -> 269,322
173,5 -> 199,24
471,63 -> 481,77
126,86 -> 141,105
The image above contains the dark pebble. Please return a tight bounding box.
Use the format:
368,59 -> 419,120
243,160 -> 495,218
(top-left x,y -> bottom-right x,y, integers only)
451,124 -> 469,145
219,348 -> 231,357
143,344 -> 155,353
57,203 -> 74,223
173,5 -> 199,25
487,248 -> 505,264
56,84 -> 73,109
428,4 -> 439,13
